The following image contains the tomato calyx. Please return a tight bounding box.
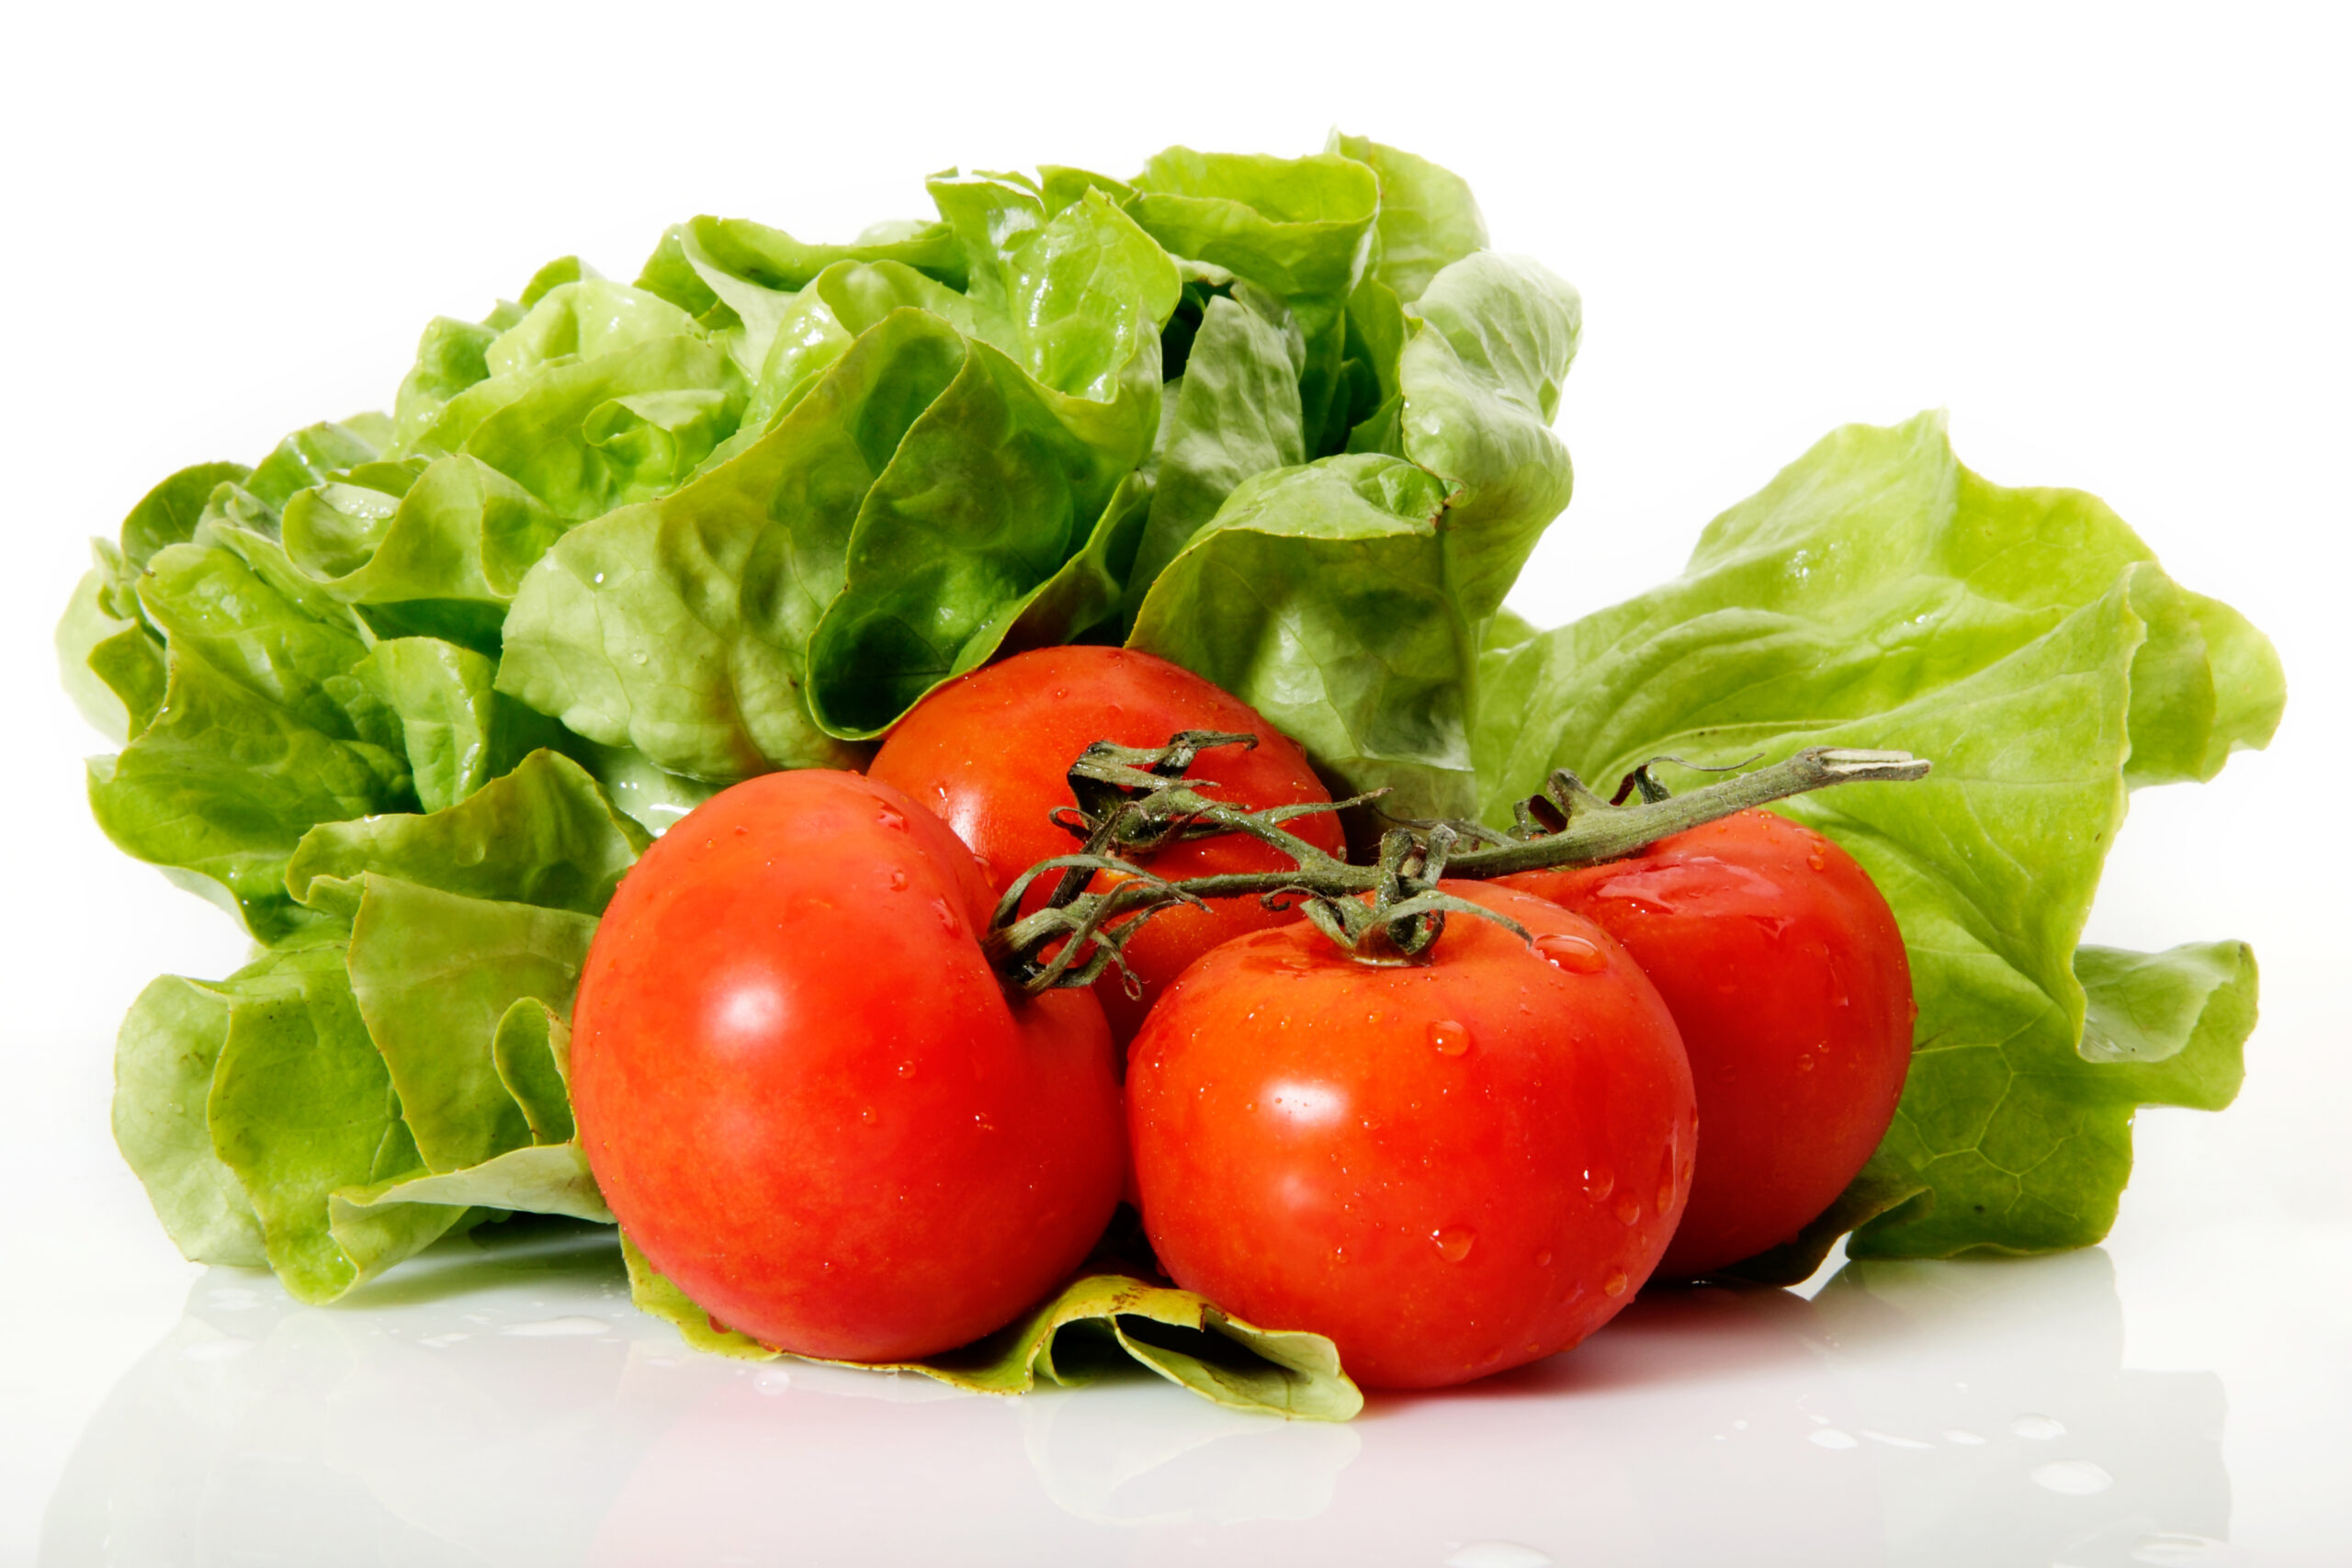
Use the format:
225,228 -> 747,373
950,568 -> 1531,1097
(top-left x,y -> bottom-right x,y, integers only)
980,737 -> 1933,992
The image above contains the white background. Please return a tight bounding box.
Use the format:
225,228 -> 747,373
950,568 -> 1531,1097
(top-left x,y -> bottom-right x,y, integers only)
2,4 -> 2346,1563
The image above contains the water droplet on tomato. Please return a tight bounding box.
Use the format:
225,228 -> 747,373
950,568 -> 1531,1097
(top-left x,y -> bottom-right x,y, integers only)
876,806 -> 907,831
1429,1020 -> 1471,1056
1433,1228 -> 1476,1263
1656,1147 -> 1677,1213
887,868 -> 908,891
897,1060 -> 916,1079
1583,1167 -> 1616,1201
1535,1249 -> 1555,1267
1603,1270 -> 1629,1298
1808,849 -> 1828,872
733,825 -> 748,836
974,1113 -> 994,1132
931,898 -> 959,934
1614,1196 -> 1643,1226
1283,953 -> 1315,971
860,1107 -> 876,1126
1534,932 -> 1607,973
1795,1055 -> 1816,1073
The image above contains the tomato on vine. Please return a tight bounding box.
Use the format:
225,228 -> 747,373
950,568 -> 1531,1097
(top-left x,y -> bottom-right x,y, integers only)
868,647 -> 1345,1043
1125,882 -> 1697,1391
1498,809 -> 1914,1278
569,770 -> 1125,1362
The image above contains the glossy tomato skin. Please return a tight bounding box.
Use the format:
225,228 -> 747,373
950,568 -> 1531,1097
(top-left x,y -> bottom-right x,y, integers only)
866,646 -> 1345,1043
1498,809 -> 1914,1279
571,770 -> 1125,1363
1127,882 -> 1697,1390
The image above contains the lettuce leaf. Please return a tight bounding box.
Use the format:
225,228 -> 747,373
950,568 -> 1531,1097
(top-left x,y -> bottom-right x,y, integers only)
198,937 -> 469,1303
1472,413 -> 2281,1262
622,1236 -> 1360,1420
494,309 -> 959,780
1128,247 -> 1581,814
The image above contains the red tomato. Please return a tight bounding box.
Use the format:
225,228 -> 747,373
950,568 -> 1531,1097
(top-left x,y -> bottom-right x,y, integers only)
570,770 -> 1125,1362
1126,882 -> 1697,1390
868,646 -> 1346,1043
1498,809 -> 1914,1279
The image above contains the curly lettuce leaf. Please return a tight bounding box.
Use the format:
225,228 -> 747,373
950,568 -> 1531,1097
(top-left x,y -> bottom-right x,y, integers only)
285,748 -> 646,921
622,1237 -> 1360,1420
1125,288 -> 1307,608
86,646 -> 413,940
350,637 -> 566,812
121,460 -> 255,570
1326,133 -> 1488,305
1127,250 -> 1581,814
281,456 -> 568,651
57,551 -> 164,742
802,332 -> 1163,737
1127,149 -> 1378,454
1129,454 -> 1476,817
496,310 -> 961,780
1473,413 -> 2281,1261
200,938 -> 469,1303
343,874 -> 597,1174
1399,252 -> 1580,622
113,975 -> 269,1268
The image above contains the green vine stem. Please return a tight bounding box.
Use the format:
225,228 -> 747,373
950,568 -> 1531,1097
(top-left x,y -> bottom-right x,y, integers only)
980,738 -> 1930,992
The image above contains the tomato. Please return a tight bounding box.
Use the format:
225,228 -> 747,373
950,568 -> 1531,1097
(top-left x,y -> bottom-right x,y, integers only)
867,646 -> 1345,1043
570,770 -> 1125,1362
1497,808 -> 1914,1279
1125,882 -> 1697,1390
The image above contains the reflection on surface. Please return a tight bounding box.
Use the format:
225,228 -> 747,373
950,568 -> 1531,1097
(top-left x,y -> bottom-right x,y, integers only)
42,1225 -> 2226,1566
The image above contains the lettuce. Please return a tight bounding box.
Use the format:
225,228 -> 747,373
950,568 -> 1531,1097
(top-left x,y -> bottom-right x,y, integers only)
63,137 -> 2278,1410
1471,413 -> 2279,1267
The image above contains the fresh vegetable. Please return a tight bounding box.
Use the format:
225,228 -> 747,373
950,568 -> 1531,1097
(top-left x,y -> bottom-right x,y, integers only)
571,769 -> 1124,1360
1126,881 -> 1696,1390
1499,809 -> 1914,1278
61,132 -> 2280,1416
867,645 -> 1345,1040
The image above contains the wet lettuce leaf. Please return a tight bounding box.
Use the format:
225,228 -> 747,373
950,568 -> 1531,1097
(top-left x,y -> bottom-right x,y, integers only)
1127,247 -> 1580,815
1129,454 -> 1477,818
622,1237 -> 1361,1420
282,456 -> 569,652
1472,413 -> 2281,1262
285,748 -> 646,921
495,310 -> 959,780
1125,288 -> 1307,607
1127,150 -> 1379,455
86,644 -> 413,940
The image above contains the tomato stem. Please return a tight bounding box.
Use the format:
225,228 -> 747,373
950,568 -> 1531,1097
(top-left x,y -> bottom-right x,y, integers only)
983,742 -> 1929,991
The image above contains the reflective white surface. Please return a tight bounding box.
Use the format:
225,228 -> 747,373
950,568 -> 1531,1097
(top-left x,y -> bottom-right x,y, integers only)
30,1190 -> 2348,1567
